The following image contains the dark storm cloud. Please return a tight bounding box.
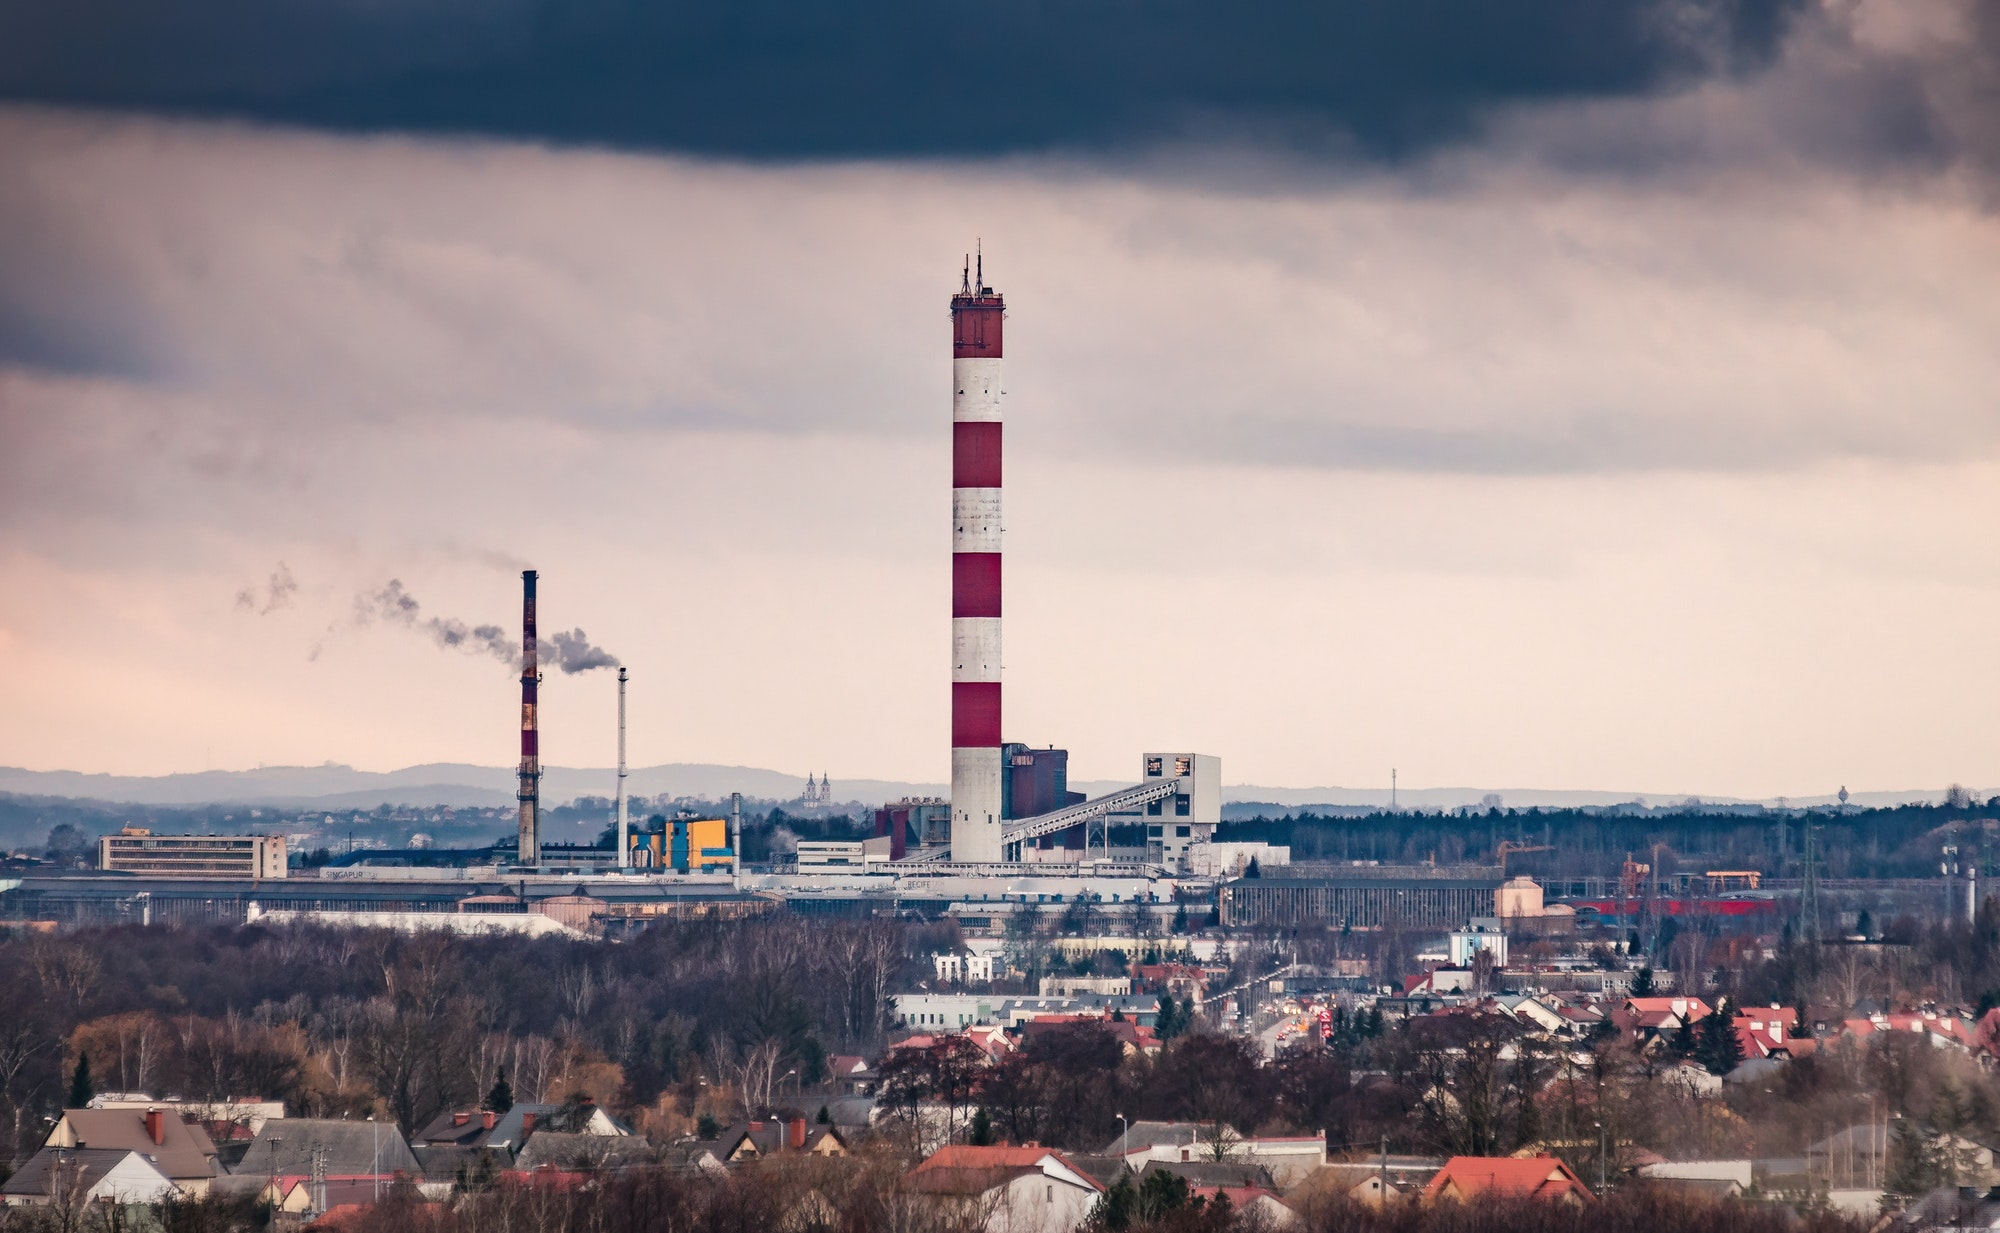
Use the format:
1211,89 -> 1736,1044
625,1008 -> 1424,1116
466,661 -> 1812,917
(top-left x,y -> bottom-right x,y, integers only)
0,0 -> 1805,159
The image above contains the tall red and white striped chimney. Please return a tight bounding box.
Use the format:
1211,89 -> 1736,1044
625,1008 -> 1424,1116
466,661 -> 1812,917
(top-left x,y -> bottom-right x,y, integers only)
950,252 -> 1004,863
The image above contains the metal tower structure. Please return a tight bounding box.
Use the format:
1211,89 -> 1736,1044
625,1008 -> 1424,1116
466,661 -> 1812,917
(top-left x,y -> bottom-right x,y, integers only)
1798,821 -> 1822,942
949,250 -> 1005,862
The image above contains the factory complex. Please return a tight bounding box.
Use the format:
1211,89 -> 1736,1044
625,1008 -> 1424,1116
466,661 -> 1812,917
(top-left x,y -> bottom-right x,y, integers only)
486,257 -> 1237,886
2,257 -> 1583,933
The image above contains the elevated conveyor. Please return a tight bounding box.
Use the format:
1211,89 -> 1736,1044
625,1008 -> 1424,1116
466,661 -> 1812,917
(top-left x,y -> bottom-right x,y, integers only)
1000,777 -> 1185,847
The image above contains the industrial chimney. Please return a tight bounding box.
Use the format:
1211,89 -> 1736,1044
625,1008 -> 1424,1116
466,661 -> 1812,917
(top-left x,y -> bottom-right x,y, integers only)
615,666 -> 629,869
517,570 -> 542,866
950,251 -> 1005,863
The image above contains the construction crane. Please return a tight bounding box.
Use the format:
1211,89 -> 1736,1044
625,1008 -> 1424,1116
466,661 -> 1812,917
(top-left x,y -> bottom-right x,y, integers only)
1497,841 -> 1552,872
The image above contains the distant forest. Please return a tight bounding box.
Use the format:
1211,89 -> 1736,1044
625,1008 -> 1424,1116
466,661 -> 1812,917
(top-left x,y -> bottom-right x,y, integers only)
1218,799 -> 2000,882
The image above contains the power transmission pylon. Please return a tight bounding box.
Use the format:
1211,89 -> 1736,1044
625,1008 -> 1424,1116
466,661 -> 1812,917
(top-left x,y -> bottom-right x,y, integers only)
1799,822 -> 1822,943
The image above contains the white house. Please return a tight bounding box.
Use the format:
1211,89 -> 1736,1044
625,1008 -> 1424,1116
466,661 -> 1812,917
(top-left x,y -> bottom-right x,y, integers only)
1103,1122 -> 1327,1189
935,952 -> 996,983
2,1148 -> 178,1207
904,1145 -> 1104,1233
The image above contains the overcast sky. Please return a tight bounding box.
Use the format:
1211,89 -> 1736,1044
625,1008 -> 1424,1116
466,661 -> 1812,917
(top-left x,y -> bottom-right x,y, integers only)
1,0 -> 1997,796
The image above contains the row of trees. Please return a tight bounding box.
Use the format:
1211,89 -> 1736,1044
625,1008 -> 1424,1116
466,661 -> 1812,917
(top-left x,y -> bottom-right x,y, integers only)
0,916 -> 940,1169
1222,801 -> 2000,881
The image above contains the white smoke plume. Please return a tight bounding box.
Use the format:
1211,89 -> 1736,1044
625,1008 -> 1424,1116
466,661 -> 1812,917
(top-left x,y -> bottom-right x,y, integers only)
353,579 -> 516,667
350,579 -> 619,673
543,627 -> 621,674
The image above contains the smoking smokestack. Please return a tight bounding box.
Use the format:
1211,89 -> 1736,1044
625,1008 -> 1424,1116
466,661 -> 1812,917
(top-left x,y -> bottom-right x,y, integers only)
518,569 -> 542,866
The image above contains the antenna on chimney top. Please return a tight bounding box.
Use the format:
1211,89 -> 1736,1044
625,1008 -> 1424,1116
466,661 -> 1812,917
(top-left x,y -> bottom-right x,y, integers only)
961,255 -> 971,294
976,240 -> 984,293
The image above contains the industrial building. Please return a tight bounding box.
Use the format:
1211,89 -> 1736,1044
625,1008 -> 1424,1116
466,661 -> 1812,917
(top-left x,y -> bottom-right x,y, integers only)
627,816 -> 735,874
1218,868 -> 1553,929
1219,866 -> 1533,929
97,830 -> 286,879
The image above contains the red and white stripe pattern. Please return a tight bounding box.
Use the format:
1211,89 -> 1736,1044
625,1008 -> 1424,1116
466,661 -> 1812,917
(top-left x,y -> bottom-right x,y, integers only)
951,267 -> 1005,862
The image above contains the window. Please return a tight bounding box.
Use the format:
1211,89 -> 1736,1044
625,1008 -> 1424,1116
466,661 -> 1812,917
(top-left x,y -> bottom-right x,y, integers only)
1174,756 -> 1192,776
1147,826 -> 1162,838
1175,795 -> 1191,817
1176,826 -> 1190,837
1145,757 -> 1163,777
1147,800 -> 1163,816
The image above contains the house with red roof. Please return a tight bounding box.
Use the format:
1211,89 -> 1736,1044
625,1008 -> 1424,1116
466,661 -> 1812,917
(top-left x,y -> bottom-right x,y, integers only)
1422,1156 -> 1594,1205
903,1144 -> 1105,1233
1612,997 -> 1711,1047
1733,1006 -> 1800,1060
1837,1011 -> 1976,1053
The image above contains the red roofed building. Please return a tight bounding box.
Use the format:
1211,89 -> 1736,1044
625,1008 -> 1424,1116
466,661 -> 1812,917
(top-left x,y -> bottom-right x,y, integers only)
1021,1017 -> 1159,1056
1838,1011 -> 1977,1052
904,1145 -> 1104,1233
1612,997 -> 1711,1046
1734,1006 -> 1800,1059
1422,1156 -> 1594,1205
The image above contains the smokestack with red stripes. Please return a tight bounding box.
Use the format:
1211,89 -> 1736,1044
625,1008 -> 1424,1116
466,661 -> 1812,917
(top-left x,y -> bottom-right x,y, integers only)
950,250 -> 1004,863
517,569 -> 542,865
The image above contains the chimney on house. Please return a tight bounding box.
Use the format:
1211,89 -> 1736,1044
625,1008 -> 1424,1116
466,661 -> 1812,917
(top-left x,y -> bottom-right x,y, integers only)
145,1108 -> 165,1146
453,1113 -> 470,1127
521,1113 -> 537,1133
789,1118 -> 806,1150
481,1111 -> 496,1131
749,1120 -> 764,1133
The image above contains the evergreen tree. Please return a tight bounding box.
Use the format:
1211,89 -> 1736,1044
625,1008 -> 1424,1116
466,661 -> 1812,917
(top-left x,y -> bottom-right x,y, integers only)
1887,1117 -> 1941,1197
968,1107 -> 995,1146
1244,856 -> 1262,879
817,1105 -> 831,1124
68,1053 -> 93,1108
483,1067 -> 514,1114
1091,1176 -> 1138,1230
1631,968 -> 1656,997
1697,1000 -> 1744,1075
1171,904 -> 1189,935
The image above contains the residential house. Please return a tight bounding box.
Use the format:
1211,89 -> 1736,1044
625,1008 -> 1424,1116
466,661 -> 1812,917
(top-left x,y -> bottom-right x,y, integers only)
1662,1062 -> 1724,1097
903,1145 -> 1105,1233
412,1102 -> 626,1154
704,1117 -> 848,1163
44,1106 -> 219,1196
1613,998 -> 1712,1049
1492,994 -> 1568,1036
239,1117 -> 421,1184
1022,1017 -> 1158,1057
512,1132 -> 657,1174
1422,1156 -> 1594,1204
1101,1122 -> 1326,1188
1638,1160 -> 1753,1195
1,1148 -> 178,1207
1191,1185 -> 1298,1228
825,1055 -> 876,1093
1734,1007 -> 1801,1060
1838,1011 -> 1978,1054
1288,1158 -> 1445,1210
